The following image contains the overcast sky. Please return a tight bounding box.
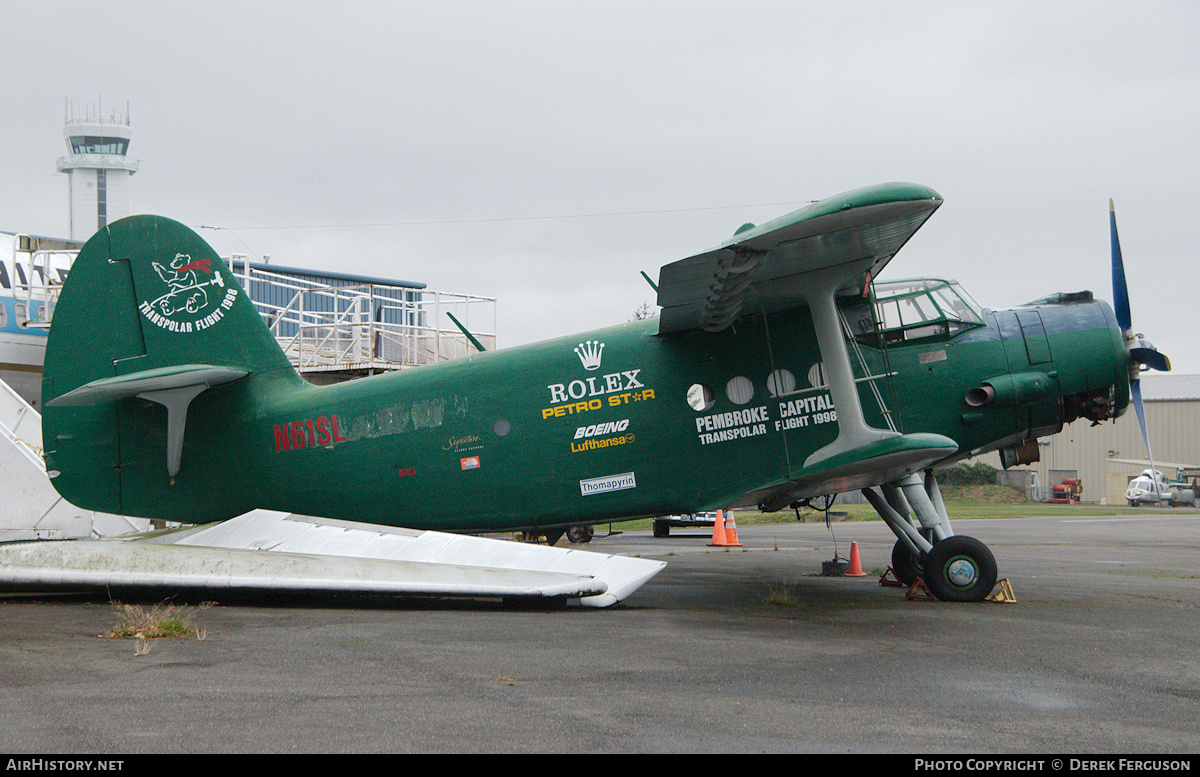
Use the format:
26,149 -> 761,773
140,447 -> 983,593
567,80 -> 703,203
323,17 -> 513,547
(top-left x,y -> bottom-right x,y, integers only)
3,1 -> 1197,372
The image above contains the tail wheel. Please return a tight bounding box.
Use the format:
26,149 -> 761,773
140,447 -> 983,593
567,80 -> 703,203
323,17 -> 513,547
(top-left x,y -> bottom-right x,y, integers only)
923,536 -> 997,602
566,525 -> 594,544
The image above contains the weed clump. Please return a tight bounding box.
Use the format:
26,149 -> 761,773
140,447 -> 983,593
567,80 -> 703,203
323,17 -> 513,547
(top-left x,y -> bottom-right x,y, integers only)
102,601 -> 213,640
763,580 -> 798,607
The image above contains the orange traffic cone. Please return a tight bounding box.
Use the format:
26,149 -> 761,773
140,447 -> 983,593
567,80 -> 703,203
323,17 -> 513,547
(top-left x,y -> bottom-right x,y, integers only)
724,511 -> 742,546
708,510 -> 728,545
708,509 -> 743,547
845,541 -> 867,577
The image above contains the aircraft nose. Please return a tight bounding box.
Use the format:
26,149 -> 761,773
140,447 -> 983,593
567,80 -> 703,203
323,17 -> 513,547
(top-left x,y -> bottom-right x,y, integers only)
1028,295 -> 1118,340
1039,298 -> 1130,421
995,296 -> 1116,371
993,297 -> 1129,425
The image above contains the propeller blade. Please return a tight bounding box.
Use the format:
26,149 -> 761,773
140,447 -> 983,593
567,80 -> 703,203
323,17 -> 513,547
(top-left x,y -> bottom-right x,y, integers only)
1110,199 -> 1171,372
1110,199 -> 1169,497
1130,345 -> 1171,373
1130,379 -> 1160,495
1131,380 -> 1152,458
1110,199 -> 1132,332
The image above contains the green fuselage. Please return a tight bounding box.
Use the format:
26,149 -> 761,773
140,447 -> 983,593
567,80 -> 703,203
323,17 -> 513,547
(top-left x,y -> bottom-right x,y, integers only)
100,292 -> 1125,531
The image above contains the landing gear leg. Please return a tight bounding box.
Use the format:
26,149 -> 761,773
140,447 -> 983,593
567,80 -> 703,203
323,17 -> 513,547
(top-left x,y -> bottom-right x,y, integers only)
862,471 -> 997,602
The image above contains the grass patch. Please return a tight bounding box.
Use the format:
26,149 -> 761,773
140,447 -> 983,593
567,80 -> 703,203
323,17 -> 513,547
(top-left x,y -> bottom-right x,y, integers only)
606,486 -> 1185,532
101,600 -> 213,640
763,580 -> 799,607
582,485 -> 1186,537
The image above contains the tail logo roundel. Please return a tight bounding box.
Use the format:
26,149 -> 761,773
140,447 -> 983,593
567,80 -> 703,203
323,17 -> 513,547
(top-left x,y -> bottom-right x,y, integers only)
139,253 -> 239,333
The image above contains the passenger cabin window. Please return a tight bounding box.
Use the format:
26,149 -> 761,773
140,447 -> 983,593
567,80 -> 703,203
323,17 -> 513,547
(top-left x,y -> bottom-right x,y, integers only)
687,383 -> 716,412
848,278 -> 984,345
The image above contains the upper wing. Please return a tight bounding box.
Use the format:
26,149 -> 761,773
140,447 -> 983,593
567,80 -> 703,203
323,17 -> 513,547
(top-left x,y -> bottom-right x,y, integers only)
656,182 -> 942,334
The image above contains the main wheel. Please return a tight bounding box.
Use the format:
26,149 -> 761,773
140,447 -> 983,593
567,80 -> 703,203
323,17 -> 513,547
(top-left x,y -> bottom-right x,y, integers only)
652,520 -> 669,538
922,536 -> 997,602
890,539 -> 924,586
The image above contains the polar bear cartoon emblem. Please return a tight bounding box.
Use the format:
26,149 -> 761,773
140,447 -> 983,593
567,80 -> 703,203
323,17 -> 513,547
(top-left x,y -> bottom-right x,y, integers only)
149,253 -> 223,316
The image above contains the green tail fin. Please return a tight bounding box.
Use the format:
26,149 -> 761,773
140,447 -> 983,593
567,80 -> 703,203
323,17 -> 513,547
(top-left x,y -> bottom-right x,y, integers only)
42,215 -> 303,521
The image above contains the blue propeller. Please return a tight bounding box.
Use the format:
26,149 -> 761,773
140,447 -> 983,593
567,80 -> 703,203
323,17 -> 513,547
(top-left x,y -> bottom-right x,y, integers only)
1110,200 -> 1171,492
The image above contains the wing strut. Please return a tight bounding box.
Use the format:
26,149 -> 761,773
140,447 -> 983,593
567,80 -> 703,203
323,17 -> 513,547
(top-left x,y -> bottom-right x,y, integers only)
799,268 -> 898,466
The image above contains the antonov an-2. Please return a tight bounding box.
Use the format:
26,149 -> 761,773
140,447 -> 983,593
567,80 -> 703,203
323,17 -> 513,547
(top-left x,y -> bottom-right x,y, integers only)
11,182 -> 1166,605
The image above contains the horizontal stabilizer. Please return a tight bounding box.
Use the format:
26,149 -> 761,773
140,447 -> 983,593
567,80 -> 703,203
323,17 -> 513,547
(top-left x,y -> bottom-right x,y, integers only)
0,511 -> 666,607
44,364 -> 248,407
45,364 -> 249,479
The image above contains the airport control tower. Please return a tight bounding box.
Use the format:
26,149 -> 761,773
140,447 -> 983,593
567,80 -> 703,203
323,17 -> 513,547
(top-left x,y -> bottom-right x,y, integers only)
56,101 -> 139,241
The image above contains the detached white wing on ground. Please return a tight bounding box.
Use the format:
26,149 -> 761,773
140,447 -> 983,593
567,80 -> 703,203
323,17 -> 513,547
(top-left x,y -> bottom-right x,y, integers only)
0,511 -> 665,607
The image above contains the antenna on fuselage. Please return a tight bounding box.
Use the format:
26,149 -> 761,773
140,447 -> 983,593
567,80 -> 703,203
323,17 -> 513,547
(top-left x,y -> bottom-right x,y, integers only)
447,312 -> 487,353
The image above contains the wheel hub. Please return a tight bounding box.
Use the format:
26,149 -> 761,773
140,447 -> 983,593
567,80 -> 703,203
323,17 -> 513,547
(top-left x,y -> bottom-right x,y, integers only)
946,558 -> 977,587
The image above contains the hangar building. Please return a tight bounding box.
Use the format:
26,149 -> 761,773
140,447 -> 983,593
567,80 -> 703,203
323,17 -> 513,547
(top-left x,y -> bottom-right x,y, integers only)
990,374 -> 1200,504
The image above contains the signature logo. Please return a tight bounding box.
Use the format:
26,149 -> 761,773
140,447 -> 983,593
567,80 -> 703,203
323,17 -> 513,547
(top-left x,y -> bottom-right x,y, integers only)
139,253 -> 239,333
443,434 -> 482,452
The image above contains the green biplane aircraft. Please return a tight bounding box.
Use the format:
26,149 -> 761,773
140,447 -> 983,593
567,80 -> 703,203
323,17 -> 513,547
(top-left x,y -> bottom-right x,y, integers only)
17,182 -> 1166,605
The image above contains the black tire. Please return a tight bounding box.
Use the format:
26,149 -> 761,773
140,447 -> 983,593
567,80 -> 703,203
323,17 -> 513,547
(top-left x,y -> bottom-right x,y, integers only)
891,539 -> 924,586
923,536 -> 997,602
566,525 -> 594,544
652,520 -> 669,538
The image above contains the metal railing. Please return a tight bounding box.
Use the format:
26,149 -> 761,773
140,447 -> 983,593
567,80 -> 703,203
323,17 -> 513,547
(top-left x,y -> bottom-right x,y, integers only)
0,375 -> 44,470
227,261 -> 496,372
8,234 -> 79,329
3,234 -> 497,373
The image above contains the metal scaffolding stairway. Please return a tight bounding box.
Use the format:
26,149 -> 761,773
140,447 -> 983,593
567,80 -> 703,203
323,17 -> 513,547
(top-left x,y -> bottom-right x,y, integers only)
0,377 -> 148,539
